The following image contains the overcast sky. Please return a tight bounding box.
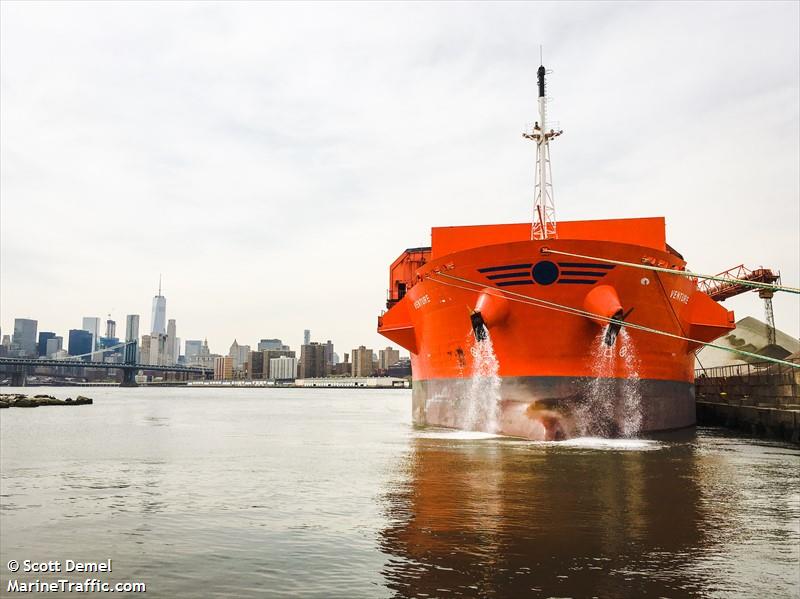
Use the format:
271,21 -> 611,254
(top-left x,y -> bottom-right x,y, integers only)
1,1 -> 798,356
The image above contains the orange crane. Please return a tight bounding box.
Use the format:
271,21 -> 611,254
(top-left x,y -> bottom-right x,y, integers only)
698,265 -> 781,345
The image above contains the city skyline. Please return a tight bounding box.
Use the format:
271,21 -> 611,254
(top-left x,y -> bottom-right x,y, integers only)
1,3 -> 798,352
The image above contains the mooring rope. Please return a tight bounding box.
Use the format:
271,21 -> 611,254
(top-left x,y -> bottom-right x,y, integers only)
540,248 -> 800,295
426,270 -> 800,369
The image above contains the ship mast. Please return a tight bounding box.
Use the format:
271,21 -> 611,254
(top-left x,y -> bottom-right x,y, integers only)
524,57 -> 563,240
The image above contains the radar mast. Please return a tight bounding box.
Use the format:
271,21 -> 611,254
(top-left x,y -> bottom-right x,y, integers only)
523,53 -> 563,240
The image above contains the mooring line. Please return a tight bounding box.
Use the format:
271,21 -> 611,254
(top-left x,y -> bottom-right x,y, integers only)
540,248 -> 800,295
425,271 -> 800,369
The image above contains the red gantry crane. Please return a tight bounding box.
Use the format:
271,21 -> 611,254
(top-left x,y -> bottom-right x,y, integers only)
698,265 -> 781,345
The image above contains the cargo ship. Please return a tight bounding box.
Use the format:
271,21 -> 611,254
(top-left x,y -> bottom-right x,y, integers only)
377,63 -> 735,440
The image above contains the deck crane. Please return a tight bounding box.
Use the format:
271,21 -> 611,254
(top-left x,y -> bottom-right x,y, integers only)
698,265 -> 782,345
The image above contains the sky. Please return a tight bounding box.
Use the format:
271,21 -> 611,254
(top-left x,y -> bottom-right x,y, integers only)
1,1 -> 798,356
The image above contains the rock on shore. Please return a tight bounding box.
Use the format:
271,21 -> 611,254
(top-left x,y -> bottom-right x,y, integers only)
0,394 -> 93,409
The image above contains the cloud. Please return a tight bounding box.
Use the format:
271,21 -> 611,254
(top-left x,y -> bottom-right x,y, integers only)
2,1 -> 798,354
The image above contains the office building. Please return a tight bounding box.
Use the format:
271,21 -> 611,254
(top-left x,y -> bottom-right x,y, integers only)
379,347 -> 401,371
324,340 -> 334,366
45,336 -> 63,357
185,340 -> 203,360
299,343 -> 327,378
257,339 -> 286,351
149,334 -> 168,365
352,346 -> 375,377
81,317 -> 100,351
270,356 -> 298,381
303,329 -> 311,345
37,331 -> 56,357
228,340 -> 250,370
247,351 -> 266,379
150,278 -> 166,335
125,315 -> 140,363
140,335 -> 152,365
105,318 -> 116,339
166,319 -> 177,365
68,329 -> 93,360
13,318 -> 38,356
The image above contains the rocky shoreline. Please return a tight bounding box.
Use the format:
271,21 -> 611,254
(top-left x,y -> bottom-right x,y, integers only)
0,393 -> 93,409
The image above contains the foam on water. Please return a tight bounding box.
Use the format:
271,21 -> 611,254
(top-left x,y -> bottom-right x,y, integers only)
575,327 -> 643,438
463,327 -> 501,433
415,429 -> 503,440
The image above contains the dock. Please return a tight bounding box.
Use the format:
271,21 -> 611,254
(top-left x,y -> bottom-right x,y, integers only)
696,358 -> 800,443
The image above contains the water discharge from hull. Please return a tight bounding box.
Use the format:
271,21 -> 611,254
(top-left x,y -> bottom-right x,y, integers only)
576,327 -> 643,438
464,326 -> 501,433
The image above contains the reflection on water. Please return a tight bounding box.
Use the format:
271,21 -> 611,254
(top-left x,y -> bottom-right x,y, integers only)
1,388 -> 798,598
381,430 -> 800,599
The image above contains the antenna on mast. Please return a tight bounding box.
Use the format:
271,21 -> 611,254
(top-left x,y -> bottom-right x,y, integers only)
523,52 -> 563,240
158,274 -> 162,296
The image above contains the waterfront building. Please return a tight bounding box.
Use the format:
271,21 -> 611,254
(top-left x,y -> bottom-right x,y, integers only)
262,349 -> 295,378
386,357 -> 412,378
37,331 -> 56,357
352,346 -> 375,377
379,347 -> 401,371
150,279 -> 166,335
214,356 -> 234,380
324,340 -> 334,366
105,318 -> 116,339
125,315 -> 140,363
270,356 -> 298,381
299,343 -> 327,378
81,317 -> 100,351
68,329 -> 93,360
45,336 -> 63,357
13,318 -> 38,357
331,362 -> 352,376
303,329 -> 311,346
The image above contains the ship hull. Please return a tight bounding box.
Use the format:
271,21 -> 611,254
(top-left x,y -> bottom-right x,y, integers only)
413,376 -> 695,440
378,220 -> 735,440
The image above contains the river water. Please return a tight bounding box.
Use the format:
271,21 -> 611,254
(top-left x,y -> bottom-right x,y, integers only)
1,387 -> 798,598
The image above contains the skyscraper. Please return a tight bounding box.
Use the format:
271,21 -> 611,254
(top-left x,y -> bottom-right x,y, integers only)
150,277 -> 167,335
299,343 -> 326,378
37,331 -> 56,357
324,340 -> 334,366
68,329 -> 93,360
125,315 -> 140,364
45,336 -> 63,357
303,329 -> 311,345
13,319 -> 37,356
166,319 -> 177,366
81,317 -> 100,352
105,318 -> 116,339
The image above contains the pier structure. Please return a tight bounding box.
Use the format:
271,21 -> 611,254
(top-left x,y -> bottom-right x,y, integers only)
696,357 -> 800,443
